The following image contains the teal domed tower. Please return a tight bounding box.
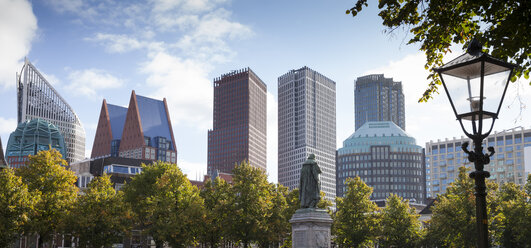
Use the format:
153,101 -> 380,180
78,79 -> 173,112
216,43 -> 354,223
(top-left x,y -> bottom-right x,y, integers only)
5,119 -> 67,168
336,121 -> 426,205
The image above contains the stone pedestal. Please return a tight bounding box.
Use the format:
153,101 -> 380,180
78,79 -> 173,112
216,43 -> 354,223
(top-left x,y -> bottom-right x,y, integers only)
289,208 -> 333,248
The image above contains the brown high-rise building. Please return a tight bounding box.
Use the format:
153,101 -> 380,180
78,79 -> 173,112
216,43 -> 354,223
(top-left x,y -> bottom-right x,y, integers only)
207,68 -> 267,175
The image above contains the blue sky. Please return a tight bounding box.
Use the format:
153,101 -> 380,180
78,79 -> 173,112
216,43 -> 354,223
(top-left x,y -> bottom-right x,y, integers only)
1,0 -> 530,182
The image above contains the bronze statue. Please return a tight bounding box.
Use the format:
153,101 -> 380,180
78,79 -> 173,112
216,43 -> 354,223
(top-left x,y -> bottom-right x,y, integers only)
299,154 -> 321,208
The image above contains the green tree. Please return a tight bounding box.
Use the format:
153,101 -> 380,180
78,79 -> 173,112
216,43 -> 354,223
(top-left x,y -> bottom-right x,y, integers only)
16,149 -> 78,247
123,161 -> 201,247
66,174 -> 129,248
199,177 -> 234,248
347,0 -> 531,102
150,164 -> 203,248
491,182 -> 531,247
258,184 -> 290,248
379,194 -> 423,248
525,174 -> 531,196
424,166 -> 498,247
0,168 -> 37,247
227,162 -> 273,248
333,177 -> 380,247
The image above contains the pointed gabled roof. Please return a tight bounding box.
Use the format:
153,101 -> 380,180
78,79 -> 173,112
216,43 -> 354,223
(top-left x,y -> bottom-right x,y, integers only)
119,91 -> 146,152
135,94 -> 176,151
91,100 -> 113,158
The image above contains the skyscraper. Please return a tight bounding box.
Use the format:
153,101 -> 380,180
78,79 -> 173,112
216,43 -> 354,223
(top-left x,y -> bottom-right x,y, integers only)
91,90 -> 177,163
207,68 -> 267,175
354,74 -> 405,131
278,66 -> 336,204
17,59 -> 86,163
336,121 -> 426,205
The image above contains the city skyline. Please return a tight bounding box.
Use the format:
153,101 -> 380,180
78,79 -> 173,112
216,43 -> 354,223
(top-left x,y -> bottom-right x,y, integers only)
1,1 -> 531,183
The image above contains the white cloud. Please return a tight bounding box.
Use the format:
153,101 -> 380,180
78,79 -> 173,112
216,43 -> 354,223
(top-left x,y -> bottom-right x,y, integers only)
266,92 -> 278,183
0,117 -> 17,137
151,0 -> 229,14
177,159 -> 207,181
65,69 -> 124,97
141,52 -> 213,128
0,0 -> 37,90
87,33 -> 146,53
174,9 -> 253,62
46,0 -> 83,13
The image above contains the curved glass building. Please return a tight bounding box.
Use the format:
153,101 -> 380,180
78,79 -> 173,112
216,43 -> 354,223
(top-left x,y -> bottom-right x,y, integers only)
17,59 -> 85,163
336,121 -> 426,204
5,119 -> 67,168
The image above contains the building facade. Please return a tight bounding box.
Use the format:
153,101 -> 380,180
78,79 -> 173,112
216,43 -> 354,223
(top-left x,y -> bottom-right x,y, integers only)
91,91 -> 177,163
207,68 -> 267,175
5,119 -> 67,168
17,59 -> 85,163
70,156 -> 153,190
354,74 -> 405,131
278,66 -> 337,203
336,122 -> 426,205
425,127 -> 531,198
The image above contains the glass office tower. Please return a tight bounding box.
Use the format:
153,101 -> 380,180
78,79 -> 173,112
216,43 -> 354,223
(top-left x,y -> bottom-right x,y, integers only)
355,74 -> 405,131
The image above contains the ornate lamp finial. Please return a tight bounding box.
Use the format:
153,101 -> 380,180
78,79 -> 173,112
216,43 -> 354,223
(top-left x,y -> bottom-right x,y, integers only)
467,38 -> 482,56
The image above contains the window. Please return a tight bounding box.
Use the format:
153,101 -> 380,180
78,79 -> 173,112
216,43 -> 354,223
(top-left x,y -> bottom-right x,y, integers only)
506,135 -> 513,145
515,134 -> 522,143
497,137 -> 504,146
455,142 -> 462,151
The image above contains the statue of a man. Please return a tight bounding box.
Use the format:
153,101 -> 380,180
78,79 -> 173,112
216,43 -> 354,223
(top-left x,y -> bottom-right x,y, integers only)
299,154 -> 321,208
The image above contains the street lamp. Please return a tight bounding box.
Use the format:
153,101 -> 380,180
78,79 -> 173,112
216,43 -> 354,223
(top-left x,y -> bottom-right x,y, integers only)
435,38 -> 517,248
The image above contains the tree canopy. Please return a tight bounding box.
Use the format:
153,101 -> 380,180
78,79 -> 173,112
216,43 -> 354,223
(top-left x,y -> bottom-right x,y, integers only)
379,194 -> 423,247
16,149 -> 78,247
333,177 -> 380,247
122,161 -> 202,247
66,174 -> 129,248
0,168 -> 36,247
347,0 -> 531,102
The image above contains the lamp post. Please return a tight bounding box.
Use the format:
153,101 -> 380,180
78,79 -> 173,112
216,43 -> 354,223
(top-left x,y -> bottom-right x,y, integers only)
434,38 -> 517,248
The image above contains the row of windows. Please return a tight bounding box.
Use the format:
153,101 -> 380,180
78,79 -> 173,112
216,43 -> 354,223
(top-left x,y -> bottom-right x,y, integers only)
428,131 -> 531,155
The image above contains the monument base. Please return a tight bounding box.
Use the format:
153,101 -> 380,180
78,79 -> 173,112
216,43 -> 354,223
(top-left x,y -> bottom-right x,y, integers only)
289,208 -> 333,248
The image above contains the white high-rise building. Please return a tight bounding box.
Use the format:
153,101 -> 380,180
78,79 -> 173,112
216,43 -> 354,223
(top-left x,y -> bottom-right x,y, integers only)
425,127 -> 531,198
17,59 -> 86,163
278,66 -> 336,204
